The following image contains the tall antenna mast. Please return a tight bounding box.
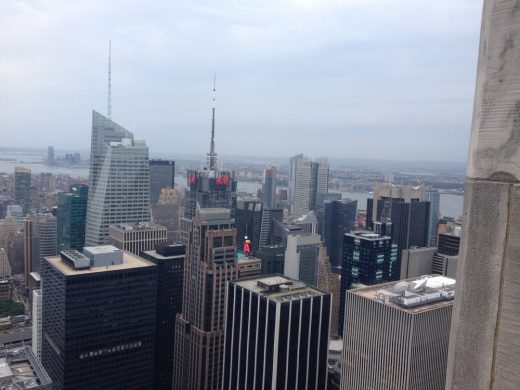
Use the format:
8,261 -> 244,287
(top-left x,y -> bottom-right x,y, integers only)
108,40 -> 112,119
207,72 -> 218,170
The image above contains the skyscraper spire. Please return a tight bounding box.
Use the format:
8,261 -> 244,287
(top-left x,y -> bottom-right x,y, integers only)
207,72 -> 218,170
107,40 -> 112,119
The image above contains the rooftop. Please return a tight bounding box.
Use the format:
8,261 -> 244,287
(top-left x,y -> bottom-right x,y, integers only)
346,230 -> 391,241
46,250 -> 154,276
0,346 -> 52,389
235,275 -> 328,303
352,275 -> 456,313
110,222 -> 166,232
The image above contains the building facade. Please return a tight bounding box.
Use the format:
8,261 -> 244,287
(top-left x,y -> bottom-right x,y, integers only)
57,184 -> 88,252
85,111 -> 151,246
261,166 -> 277,209
14,167 -> 31,216
41,247 -> 157,390
223,275 -> 331,390
323,199 -> 357,268
109,222 -> 167,255
341,275 -> 455,390
149,159 -> 175,204
284,233 -> 321,287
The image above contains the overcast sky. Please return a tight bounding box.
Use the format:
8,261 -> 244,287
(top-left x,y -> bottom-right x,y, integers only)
0,0 -> 483,161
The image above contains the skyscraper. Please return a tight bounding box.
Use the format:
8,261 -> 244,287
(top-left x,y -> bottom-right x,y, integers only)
261,165 -> 277,209
316,245 -> 341,337
14,167 -> 31,216
140,244 -> 185,390
108,222 -> 167,255
323,199 -> 357,268
85,111 -> 151,246
223,275 -> 331,390
56,184 -> 88,252
47,146 -> 55,166
367,183 -> 430,273
173,208 -> 238,390
341,275 -> 455,390
235,199 -> 263,253
284,233 -> 321,286
339,231 -> 397,335
149,159 -> 175,204
27,213 -> 57,275
288,154 -> 305,204
426,190 -> 440,246
292,158 -> 329,218
41,247 -> 157,390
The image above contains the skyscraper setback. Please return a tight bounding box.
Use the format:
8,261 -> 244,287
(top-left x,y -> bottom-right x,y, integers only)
85,111 -> 151,246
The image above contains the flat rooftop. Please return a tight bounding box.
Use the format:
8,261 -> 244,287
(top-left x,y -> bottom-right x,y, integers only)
46,251 -> 155,276
111,222 -> 166,231
351,275 -> 456,313
236,275 -> 327,303
0,346 -> 52,388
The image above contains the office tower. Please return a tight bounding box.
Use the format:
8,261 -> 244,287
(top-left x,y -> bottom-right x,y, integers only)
223,275 -> 331,390
426,190 -> 440,246
271,220 -> 302,246
341,275 -> 455,390
0,215 -> 18,251
7,231 -> 24,275
23,218 -> 32,287
41,247 -> 157,389
0,248 -> 11,277
32,288 -> 42,360
446,3 -> 520,388
400,246 -> 437,279
315,192 -> 342,235
235,199 -> 263,253
339,231 -> 397,335
261,166 -> 277,208
109,222 -> 167,255
173,208 -> 238,390
85,111 -> 151,246
431,232 -> 460,279
284,233 -> 321,286
316,246 -> 341,337
0,346 -> 52,389
140,244 -> 185,390
258,208 -> 283,248
149,159 -> 175,204
288,154 -> 305,203
6,205 -> 24,227
367,183 -> 430,274
323,199 -> 357,268
293,158 -> 329,218
294,210 -> 319,234
437,232 -> 460,256
56,184 -> 88,251
152,187 -> 185,243
14,167 -> 31,216
184,83 -> 236,220
47,146 -> 55,166
29,213 -> 57,274
257,245 -> 285,275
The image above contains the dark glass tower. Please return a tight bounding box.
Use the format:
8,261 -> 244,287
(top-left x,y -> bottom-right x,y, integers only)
41,248 -> 157,390
339,231 -> 397,335
57,184 -> 88,252
140,244 -> 185,390
235,199 -> 263,253
223,275 -> 331,390
14,167 -> 31,216
323,199 -> 357,268
149,159 -> 175,204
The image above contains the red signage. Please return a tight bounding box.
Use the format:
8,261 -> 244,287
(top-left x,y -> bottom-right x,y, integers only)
244,239 -> 251,254
188,175 -> 196,185
215,175 -> 230,186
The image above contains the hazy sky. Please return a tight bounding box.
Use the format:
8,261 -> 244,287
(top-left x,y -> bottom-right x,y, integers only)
0,0 -> 483,161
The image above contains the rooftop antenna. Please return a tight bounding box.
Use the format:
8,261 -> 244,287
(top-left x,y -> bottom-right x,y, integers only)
207,72 -> 218,170
108,40 -> 112,119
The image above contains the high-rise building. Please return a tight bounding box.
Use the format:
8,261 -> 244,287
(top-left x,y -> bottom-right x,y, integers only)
367,183 -> 430,274
284,233 -> 321,286
339,231 -> 397,335
56,184 -> 88,252
7,230 -> 24,275
29,213 -> 57,275
288,154 -> 305,204
261,166 -> 277,209
173,208 -> 238,390
426,190 -> 441,246
400,246 -> 437,279
32,288 -> 42,360
14,167 -> 31,216
223,275 -> 331,390
316,246 -> 341,337
85,111 -> 151,246
41,247 -> 157,389
292,158 -> 329,218
437,232 -> 460,256
47,146 -> 55,166
341,275 -> 455,390
257,245 -> 285,275
149,159 -> 175,204
140,244 -> 185,390
0,346 -> 52,389
323,199 -> 357,268
258,207 -> 283,248
152,187 -> 185,243
235,199 -> 263,253
0,248 -> 11,277
109,222 -> 167,255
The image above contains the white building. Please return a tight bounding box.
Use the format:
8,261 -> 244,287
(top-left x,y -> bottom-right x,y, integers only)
32,289 -> 43,360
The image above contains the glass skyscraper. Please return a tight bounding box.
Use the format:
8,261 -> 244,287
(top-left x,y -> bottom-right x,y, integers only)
57,184 -> 88,251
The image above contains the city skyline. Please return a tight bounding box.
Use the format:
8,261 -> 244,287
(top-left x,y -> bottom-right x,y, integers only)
1,1 -> 483,161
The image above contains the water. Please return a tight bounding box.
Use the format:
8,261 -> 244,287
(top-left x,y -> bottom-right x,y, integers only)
0,155 -> 463,218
